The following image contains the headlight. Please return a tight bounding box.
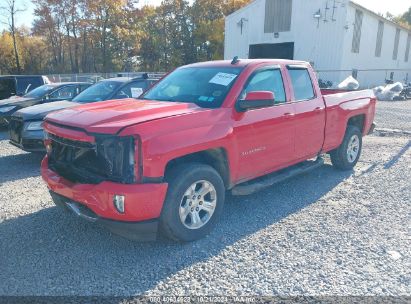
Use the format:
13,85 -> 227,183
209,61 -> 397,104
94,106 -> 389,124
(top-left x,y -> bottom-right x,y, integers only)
95,135 -> 136,183
26,121 -> 44,131
0,106 -> 16,113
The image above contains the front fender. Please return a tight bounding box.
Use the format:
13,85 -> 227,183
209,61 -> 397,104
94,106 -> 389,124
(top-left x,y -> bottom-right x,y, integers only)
119,108 -> 235,179
142,122 -> 233,178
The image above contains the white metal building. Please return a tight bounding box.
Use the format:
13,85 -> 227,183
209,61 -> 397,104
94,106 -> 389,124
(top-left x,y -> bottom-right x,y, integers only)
224,0 -> 411,87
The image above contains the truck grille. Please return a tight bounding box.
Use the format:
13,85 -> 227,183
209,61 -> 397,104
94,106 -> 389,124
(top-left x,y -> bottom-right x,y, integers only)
48,132 -> 135,184
9,117 -> 24,144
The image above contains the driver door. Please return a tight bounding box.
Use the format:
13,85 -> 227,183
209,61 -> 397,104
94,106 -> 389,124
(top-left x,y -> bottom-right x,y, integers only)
233,67 -> 296,182
47,85 -> 78,102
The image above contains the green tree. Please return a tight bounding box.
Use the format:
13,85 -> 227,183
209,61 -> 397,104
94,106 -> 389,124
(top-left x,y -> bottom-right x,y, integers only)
0,0 -> 26,74
401,7 -> 411,26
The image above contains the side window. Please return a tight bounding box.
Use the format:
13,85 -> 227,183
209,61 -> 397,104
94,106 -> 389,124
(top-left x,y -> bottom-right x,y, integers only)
115,81 -> 147,99
0,78 -> 16,98
80,84 -> 91,92
49,86 -> 77,100
288,68 -> 315,101
242,69 -> 286,104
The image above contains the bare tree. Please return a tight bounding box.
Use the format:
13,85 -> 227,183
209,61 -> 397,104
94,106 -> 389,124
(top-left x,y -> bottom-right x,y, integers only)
0,0 -> 26,74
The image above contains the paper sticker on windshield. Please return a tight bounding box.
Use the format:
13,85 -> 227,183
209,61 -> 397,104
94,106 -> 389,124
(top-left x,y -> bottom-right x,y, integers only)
209,73 -> 237,86
198,96 -> 215,102
131,87 -> 144,98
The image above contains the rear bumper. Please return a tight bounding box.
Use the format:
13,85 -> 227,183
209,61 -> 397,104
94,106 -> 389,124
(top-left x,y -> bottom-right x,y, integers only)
41,156 -> 168,240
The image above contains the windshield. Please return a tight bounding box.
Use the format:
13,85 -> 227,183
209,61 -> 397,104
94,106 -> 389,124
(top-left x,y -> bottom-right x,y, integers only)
24,85 -> 55,98
72,81 -> 122,103
142,67 -> 243,108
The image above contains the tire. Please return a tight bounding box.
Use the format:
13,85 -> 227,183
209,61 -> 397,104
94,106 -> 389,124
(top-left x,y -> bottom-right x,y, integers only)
330,125 -> 362,171
160,163 -> 225,242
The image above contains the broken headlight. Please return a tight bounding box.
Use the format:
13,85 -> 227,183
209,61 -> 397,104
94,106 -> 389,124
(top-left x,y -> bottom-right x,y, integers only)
94,135 -> 136,183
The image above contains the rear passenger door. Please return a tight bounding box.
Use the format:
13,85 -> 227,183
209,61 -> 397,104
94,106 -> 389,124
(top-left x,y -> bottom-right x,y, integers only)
287,66 -> 326,160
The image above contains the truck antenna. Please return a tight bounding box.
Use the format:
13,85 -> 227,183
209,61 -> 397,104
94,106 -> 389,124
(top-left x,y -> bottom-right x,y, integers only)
231,56 -> 240,65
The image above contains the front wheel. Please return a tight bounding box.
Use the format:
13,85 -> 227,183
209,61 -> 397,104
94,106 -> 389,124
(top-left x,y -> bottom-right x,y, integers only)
330,126 -> 362,170
160,163 -> 225,242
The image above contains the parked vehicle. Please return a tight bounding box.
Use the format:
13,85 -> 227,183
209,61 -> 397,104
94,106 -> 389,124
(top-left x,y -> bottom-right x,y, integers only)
399,82 -> 411,100
41,59 -> 376,242
0,82 -> 90,127
0,75 -> 51,100
8,75 -> 159,152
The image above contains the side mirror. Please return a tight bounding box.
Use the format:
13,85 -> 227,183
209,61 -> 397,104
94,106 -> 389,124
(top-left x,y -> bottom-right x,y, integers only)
43,94 -> 50,101
237,91 -> 275,112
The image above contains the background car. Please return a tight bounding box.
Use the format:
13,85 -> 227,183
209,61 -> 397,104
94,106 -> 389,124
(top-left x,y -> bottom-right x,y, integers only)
8,74 -> 160,152
0,82 -> 91,127
0,75 -> 51,100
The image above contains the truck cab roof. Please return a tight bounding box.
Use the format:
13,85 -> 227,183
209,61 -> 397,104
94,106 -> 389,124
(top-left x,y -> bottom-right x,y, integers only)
184,58 -> 310,69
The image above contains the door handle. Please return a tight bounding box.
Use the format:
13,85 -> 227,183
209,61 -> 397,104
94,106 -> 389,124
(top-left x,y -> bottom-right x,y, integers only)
284,112 -> 294,119
313,107 -> 323,113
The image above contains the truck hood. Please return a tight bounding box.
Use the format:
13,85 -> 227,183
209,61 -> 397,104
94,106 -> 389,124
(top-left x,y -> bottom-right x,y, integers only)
45,98 -> 204,134
13,100 -> 78,121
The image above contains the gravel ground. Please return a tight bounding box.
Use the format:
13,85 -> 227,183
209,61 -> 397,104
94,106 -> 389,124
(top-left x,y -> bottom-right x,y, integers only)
0,105 -> 410,297
375,99 -> 411,131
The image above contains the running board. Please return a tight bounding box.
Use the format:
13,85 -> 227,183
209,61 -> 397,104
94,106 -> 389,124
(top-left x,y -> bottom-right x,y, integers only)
231,157 -> 324,196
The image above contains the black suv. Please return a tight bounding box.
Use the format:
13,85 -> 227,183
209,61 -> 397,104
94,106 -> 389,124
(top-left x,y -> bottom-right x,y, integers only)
1,82 -> 91,126
9,75 -> 160,152
0,75 -> 51,100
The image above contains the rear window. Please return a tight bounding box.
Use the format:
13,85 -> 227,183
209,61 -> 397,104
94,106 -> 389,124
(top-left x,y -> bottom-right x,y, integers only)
288,68 -> 315,101
17,77 -> 44,94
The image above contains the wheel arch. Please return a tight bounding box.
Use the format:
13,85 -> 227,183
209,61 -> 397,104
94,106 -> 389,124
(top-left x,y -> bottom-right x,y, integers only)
164,148 -> 231,189
347,114 -> 366,134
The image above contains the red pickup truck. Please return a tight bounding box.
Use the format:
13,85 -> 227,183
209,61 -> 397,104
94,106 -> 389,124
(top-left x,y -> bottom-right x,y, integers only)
41,59 -> 376,241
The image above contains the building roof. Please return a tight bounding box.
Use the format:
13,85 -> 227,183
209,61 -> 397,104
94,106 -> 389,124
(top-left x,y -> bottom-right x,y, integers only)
350,1 -> 411,34
226,0 -> 411,34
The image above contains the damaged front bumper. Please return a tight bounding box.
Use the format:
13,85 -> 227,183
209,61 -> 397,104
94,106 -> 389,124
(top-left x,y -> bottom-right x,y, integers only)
50,191 -> 160,241
42,157 -> 168,241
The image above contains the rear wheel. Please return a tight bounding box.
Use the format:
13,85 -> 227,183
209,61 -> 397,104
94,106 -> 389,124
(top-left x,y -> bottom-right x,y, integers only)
160,163 -> 225,242
330,125 -> 362,170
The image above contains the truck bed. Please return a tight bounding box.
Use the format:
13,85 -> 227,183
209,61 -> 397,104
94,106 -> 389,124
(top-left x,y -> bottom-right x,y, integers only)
321,89 -> 376,153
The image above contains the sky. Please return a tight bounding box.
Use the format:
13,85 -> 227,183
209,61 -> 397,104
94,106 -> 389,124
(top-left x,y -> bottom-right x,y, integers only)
0,0 -> 409,31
